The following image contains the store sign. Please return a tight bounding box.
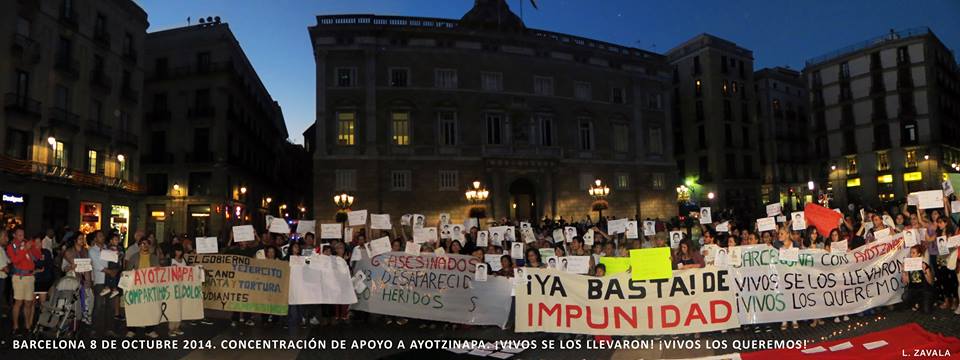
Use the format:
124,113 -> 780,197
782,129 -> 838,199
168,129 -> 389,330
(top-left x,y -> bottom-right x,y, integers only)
2,194 -> 24,203
846,178 -> 861,187
151,211 -> 166,218
903,172 -> 923,182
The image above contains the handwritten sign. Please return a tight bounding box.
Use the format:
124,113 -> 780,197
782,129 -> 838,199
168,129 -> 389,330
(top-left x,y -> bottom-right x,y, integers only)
296,220 -> 316,236
629,248 -> 672,281
320,223 -> 343,239
121,266 -> 204,326
904,257 -> 923,272
912,190 -> 944,209
370,214 -> 391,230
100,249 -> 119,263
348,210 -> 368,227
756,217 -> 776,232
766,203 -> 782,216
269,217 -> 290,234
75,258 -> 92,273
195,237 -> 219,254
232,225 -> 256,242
367,236 -> 391,257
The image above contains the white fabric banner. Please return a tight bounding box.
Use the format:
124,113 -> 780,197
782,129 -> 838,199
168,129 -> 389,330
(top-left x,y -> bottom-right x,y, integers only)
288,255 -> 358,305
351,252 -> 513,327
727,237 -> 907,324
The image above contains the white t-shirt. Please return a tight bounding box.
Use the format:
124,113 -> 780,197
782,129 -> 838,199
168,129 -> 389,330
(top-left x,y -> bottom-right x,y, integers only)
171,258 -> 187,267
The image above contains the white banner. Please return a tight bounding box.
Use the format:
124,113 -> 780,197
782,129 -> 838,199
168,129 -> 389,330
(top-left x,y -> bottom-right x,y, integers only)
727,237 -> 907,324
351,252 -> 512,327
288,255 -> 358,305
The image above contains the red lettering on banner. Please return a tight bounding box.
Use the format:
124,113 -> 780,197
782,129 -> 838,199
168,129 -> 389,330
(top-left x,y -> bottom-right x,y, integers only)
527,303 -> 533,327
133,269 -> 143,285
647,305 -> 654,329
661,305 -> 680,328
538,303 -> 562,327
565,305 -> 583,327
710,300 -> 732,323
586,306 -> 609,329
684,303 -> 707,326
614,306 -> 638,329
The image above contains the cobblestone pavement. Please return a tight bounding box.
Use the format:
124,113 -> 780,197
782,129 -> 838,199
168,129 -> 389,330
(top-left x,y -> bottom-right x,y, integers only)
1,306 -> 958,360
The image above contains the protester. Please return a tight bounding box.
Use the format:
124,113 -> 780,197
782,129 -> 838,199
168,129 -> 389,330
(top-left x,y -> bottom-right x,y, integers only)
6,228 -> 41,336
125,237 -> 159,338
168,244 -> 188,337
902,245 -> 936,314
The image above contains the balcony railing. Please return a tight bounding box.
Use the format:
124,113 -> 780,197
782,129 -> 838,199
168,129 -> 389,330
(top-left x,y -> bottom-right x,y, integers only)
806,27 -> 930,67
84,119 -> 113,138
0,154 -> 141,193
48,107 -> 80,128
89,71 -> 112,92
4,93 -> 41,117
146,109 -> 171,122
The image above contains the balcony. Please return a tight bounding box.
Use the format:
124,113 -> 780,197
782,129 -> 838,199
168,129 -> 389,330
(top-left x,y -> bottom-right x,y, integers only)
48,107 -> 80,129
115,129 -> 139,147
93,31 -> 111,49
150,61 -> 235,81
146,109 -> 171,122
185,151 -> 215,163
120,87 -> 139,103
54,56 -> 80,80
0,154 -> 142,193
141,152 -> 174,164
89,71 -> 112,93
84,119 -> 113,139
11,34 -> 41,64
4,93 -> 41,117
188,107 -> 216,118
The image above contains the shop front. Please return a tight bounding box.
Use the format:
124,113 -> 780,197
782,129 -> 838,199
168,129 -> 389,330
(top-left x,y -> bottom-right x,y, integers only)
110,205 -> 131,246
146,204 -> 167,242
79,201 -> 102,234
187,204 -> 211,237
0,192 -> 26,231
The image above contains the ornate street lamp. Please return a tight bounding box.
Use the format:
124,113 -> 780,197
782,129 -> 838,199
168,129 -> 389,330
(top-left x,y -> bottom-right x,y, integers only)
465,180 -> 489,227
588,179 -> 610,219
333,193 -> 354,223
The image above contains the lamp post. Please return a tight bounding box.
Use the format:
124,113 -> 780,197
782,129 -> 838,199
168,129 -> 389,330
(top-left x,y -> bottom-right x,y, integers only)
465,180 -> 489,229
588,179 -> 611,220
333,193 -> 353,223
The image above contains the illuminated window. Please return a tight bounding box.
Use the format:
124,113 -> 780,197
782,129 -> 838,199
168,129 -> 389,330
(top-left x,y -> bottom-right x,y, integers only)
336,112 -> 355,145
695,79 -> 702,97
391,111 -> 410,146
118,155 -> 127,180
904,150 -> 918,168
721,80 -> 729,96
54,141 -> 67,167
651,173 -> 665,190
846,157 -> 858,175
87,150 -> 97,174
877,152 -> 889,171
616,173 -> 630,190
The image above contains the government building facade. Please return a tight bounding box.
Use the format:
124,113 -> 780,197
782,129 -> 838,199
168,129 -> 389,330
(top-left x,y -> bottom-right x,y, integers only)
308,0 -> 677,224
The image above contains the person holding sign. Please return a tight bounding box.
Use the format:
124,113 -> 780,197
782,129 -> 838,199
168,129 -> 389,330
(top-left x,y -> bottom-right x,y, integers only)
124,237 -> 160,338
168,244 -> 189,337
100,233 -> 124,299
902,245 -> 936,314
931,216 -> 959,311
524,248 -> 544,268
671,240 -> 704,270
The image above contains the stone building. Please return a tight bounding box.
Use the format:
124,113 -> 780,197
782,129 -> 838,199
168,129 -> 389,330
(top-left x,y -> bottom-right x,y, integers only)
804,27 -> 960,208
0,0 -> 147,238
308,0 -> 676,224
140,19 -> 295,239
667,34 -> 759,212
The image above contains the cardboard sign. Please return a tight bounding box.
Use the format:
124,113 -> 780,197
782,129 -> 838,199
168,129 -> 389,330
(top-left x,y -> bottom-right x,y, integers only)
563,256 -> 591,274
766,203 -> 782,216
831,240 -> 848,254
320,223 -> 343,239
187,255 -> 289,315
756,217 -> 776,232
233,225 -> 256,242
296,220 -> 316,236
643,221 -> 656,236
405,242 -> 421,255
913,190 -> 944,209
367,236 -> 391,257
625,221 -> 639,239
903,257 -> 923,272
716,221 -> 729,233
791,212 -> 806,231
699,207 -> 712,224
629,248 -> 672,281
121,266 -> 205,326
370,214 -> 392,230
100,249 -> 119,263
413,227 -> 437,244
195,237 -> 219,254
607,219 -> 628,235
269,217 -> 291,234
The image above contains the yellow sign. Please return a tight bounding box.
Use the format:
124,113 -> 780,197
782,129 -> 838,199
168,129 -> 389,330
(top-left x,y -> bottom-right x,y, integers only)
150,211 -> 166,218
846,178 -> 861,187
877,174 -> 893,183
629,248 -> 673,281
598,257 -> 631,276
903,172 -> 923,182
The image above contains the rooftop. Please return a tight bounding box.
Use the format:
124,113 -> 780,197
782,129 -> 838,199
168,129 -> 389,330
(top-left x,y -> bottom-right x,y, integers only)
804,27 -> 932,67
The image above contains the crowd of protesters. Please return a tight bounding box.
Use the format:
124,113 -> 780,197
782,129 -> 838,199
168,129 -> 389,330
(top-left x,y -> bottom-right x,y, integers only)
2,196 -> 959,339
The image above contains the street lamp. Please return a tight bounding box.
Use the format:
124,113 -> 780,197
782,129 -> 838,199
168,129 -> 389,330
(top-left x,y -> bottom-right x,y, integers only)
333,193 -> 354,223
465,180 -> 489,228
707,192 -> 715,200
240,186 -> 247,195
47,136 -> 56,147
588,179 -> 610,220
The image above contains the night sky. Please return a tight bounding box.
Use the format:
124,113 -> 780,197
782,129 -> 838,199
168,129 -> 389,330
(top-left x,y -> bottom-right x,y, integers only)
138,0 -> 960,144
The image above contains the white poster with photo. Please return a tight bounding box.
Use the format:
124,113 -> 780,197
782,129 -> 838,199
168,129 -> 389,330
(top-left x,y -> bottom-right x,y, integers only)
699,207 -> 712,224
504,226 -> 515,242
232,225 -> 256,242
756,217 -> 776,232
405,242 -> 421,255
552,228 -> 565,243
944,180 -> 955,197
367,236 -> 391,258
269,217 -> 291,234
625,221 -> 639,239
451,224 -> 465,242
583,229 -> 594,246
320,223 -> 343,239
490,226 -> 507,246
411,214 -> 426,229
484,254 -> 503,272
904,229 -> 918,248
766,203 -> 782,217
296,220 -> 316,236
463,218 -> 479,232
370,214 -> 392,230
400,214 -> 411,226
476,231 -> 489,247
669,231 -> 683,249
343,227 -> 353,243
791,212 -> 806,231
643,221 -> 656,236
413,227 -> 437,244
520,222 -> 531,230
776,215 -> 787,223
521,228 -> 536,244
474,264 -> 488,282
563,256 -> 590,274
440,224 -> 452,239
607,218 -> 628,235
195,237 -> 219,254
439,213 -> 451,225
348,210 -> 368,227
913,190 -> 944,209
564,227 -> 577,242
289,255 -> 357,305
510,242 -> 524,260
701,244 -> 720,264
